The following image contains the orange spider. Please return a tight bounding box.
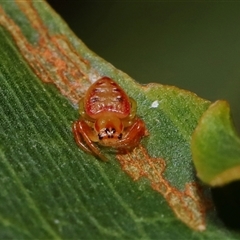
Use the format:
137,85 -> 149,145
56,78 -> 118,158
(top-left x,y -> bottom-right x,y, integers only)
72,77 -> 148,160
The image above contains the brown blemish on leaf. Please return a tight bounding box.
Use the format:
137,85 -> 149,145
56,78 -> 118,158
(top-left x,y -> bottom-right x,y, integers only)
0,0 -> 211,231
117,145 -> 210,231
0,0 -> 100,105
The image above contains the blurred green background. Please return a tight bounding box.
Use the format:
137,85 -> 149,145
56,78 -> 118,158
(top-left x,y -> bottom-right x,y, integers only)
47,1 -> 240,132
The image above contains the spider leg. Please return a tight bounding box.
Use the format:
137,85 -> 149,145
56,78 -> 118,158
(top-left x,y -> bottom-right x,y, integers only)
72,121 -> 93,154
72,120 -> 107,161
117,118 -> 148,151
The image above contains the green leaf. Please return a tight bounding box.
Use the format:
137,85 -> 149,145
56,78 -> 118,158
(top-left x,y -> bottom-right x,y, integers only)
0,0 -> 239,239
192,100 -> 240,186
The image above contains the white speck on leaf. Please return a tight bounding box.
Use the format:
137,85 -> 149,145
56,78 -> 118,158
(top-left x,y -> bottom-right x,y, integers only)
54,219 -> 60,224
150,100 -> 159,108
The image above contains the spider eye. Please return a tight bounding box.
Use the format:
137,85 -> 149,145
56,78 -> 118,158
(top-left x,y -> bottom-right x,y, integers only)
118,133 -> 123,140
98,133 -> 103,140
105,128 -> 116,138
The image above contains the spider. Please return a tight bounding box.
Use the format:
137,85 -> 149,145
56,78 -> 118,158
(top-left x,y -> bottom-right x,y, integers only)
72,77 -> 148,160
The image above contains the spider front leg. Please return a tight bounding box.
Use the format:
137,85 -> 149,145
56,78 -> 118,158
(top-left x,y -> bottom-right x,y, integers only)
72,120 -> 107,161
117,118 -> 148,152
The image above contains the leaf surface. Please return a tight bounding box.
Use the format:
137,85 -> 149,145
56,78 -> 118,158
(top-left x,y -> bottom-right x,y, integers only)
0,0 -> 239,239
